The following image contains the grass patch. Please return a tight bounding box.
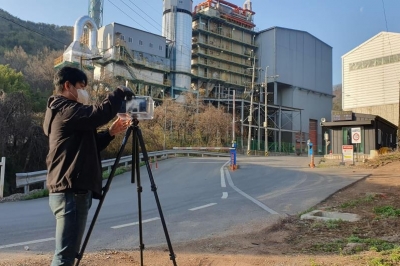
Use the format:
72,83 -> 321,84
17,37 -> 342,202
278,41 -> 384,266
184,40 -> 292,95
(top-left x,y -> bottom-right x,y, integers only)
310,236 -> 397,255
347,235 -> 396,252
23,189 -> 49,200
374,206 -> 400,217
298,207 -> 315,217
309,240 -> 345,253
339,194 -> 375,208
326,219 -> 343,229
368,247 -> 400,266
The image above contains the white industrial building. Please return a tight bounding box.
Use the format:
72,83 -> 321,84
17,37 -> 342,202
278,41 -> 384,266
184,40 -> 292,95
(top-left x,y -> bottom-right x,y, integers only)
342,31 -> 400,126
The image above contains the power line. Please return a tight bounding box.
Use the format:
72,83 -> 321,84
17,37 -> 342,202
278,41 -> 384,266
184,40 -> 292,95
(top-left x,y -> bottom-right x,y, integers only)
136,0 -> 163,29
107,0 -> 146,31
0,14 -> 68,47
109,0 -> 194,57
124,0 -> 161,34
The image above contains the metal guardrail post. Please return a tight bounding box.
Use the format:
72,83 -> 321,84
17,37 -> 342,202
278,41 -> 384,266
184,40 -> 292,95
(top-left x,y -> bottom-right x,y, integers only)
0,157 -> 5,198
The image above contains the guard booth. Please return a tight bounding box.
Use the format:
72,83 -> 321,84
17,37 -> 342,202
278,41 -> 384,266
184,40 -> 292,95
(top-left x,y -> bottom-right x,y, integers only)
321,111 -> 397,158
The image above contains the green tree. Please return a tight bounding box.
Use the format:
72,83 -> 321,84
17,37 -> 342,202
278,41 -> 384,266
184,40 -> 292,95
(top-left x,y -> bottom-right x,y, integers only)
0,64 -> 29,95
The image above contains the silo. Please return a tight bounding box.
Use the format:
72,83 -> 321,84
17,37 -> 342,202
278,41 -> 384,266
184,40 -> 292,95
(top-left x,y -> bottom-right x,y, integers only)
88,0 -> 104,28
162,0 -> 193,96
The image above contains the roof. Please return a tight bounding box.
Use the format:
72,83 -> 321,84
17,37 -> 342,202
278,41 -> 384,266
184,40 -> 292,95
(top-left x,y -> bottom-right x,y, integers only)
321,120 -> 373,127
322,112 -> 397,129
342,31 -> 400,58
257,26 -> 332,48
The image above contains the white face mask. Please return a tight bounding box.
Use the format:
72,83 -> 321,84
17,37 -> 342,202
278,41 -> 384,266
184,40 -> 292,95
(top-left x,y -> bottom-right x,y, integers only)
77,89 -> 89,105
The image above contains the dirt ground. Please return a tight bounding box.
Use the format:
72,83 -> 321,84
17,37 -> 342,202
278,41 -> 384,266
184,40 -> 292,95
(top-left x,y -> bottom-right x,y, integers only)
2,157 -> 400,266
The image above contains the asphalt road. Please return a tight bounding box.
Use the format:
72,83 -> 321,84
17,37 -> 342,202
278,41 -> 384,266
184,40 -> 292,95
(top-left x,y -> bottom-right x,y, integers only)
0,156 -> 367,254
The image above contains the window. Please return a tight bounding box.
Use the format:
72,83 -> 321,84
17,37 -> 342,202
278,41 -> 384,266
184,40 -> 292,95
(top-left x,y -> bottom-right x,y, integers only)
159,45 -> 163,50
149,43 -> 153,48
121,35 -> 125,41
139,40 -> 143,45
128,37 -> 133,43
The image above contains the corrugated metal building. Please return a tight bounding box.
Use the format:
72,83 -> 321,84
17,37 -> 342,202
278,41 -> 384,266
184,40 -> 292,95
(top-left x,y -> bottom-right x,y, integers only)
256,27 -> 333,153
342,31 -> 400,126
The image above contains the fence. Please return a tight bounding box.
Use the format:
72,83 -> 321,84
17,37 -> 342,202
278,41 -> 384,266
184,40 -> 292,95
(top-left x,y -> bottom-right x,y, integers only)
0,157 -> 5,198
15,149 -> 229,194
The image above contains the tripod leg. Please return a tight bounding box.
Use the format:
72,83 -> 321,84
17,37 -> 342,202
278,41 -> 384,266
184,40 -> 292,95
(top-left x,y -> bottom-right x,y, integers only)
132,127 -> 145,266
135,126 -> 177,266
75,127 -> 132,266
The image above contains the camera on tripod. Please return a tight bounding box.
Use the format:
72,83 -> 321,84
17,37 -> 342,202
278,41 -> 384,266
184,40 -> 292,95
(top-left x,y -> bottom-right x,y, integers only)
118,96 -> 155,120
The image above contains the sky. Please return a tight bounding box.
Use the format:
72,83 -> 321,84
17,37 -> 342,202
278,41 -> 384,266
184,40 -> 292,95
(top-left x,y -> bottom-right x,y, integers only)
0,0 -> 399,86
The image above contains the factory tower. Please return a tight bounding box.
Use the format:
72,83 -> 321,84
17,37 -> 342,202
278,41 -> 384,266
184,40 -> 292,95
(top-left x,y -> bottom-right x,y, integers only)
162,0 -> 193,97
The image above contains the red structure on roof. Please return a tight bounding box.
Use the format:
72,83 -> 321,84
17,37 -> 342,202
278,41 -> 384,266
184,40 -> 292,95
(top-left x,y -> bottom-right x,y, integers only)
193,0 -> 255,29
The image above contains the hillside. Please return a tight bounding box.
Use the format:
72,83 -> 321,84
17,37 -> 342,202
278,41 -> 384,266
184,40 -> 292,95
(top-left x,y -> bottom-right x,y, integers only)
0,9 -> 73,55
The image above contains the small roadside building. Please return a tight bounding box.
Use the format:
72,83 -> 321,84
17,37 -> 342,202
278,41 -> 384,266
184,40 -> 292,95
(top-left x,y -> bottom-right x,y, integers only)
321,111 -> 397,157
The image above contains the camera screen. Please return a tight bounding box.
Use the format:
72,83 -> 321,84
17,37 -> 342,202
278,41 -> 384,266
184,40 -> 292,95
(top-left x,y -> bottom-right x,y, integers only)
118,96 -> 154,120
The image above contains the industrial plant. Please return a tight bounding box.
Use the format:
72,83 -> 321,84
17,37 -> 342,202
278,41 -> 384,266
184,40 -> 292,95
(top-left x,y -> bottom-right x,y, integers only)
54,0 -> 333,155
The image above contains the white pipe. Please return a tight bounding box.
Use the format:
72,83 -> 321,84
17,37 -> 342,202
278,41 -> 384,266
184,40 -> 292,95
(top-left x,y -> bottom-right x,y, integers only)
73,16 -> 98,53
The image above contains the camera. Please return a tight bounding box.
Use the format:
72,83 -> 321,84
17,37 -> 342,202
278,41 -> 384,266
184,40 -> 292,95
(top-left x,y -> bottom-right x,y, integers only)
118,96 -> 154,120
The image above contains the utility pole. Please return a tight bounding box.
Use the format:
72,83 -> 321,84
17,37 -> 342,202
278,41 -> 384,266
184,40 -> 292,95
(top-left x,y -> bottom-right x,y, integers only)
264,67 -> 268,155
232,89 -> 236,142
247,54 -> 256,155
263,66 -> 279,155
398,82 -> 400,151
218,84 -> 221,109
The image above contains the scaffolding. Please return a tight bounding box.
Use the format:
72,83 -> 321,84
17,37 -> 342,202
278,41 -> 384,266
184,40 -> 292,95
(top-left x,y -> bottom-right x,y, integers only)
191,0 -> 304,154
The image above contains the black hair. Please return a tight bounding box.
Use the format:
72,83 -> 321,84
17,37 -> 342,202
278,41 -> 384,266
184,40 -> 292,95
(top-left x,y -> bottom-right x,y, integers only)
53,66 -> 88,94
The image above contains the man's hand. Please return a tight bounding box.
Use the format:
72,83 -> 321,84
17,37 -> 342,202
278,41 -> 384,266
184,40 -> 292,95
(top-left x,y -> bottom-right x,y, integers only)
109,117 -> 130,136
117,85 -> 134,100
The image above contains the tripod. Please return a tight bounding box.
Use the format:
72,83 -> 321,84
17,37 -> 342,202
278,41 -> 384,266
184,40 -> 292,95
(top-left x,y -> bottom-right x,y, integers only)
75,118 -> 177,266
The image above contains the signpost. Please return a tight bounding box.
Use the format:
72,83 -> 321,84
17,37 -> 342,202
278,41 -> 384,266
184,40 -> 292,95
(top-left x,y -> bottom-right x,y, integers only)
230,141 -> 237,170
351,127 -> 361,162
342,145 -> 354,164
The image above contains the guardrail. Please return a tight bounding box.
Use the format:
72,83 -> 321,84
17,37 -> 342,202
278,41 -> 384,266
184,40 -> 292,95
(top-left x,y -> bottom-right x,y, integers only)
15,149 -> 229,194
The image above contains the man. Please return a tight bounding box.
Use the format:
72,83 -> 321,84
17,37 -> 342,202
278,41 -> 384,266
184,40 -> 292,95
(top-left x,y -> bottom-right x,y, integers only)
43,66 -> 132,266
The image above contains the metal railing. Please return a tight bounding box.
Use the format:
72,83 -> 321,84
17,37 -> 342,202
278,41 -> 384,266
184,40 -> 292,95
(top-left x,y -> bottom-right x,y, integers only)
15,149 -> 229,194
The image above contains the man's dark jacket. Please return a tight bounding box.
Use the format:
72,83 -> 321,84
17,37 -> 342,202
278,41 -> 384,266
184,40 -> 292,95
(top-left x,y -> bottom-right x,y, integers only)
43,89 -> 124,199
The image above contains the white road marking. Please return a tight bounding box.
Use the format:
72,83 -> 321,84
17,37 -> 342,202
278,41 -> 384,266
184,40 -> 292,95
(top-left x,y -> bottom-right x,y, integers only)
111,217 -> 160,229
187,162 -> 224,163
189,203 -> 217,211
0,237 -> 55,249
221,192 -> 228,199
224,169 -> 279,214
220,168 -> 226,187
220,160 -> 230,188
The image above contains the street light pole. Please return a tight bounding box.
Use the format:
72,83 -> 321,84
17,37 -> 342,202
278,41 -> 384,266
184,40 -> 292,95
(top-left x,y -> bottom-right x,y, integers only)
247,54 -> 256,155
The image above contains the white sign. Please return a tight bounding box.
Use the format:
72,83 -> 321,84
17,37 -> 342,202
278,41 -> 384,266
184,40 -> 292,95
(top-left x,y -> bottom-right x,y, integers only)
342,145 -> 354,163
351,128 -> 361,144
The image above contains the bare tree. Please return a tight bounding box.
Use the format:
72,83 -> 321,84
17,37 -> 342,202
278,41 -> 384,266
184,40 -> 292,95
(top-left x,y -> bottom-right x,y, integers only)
332,84 -> 342,111
3,46 -> 29,72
